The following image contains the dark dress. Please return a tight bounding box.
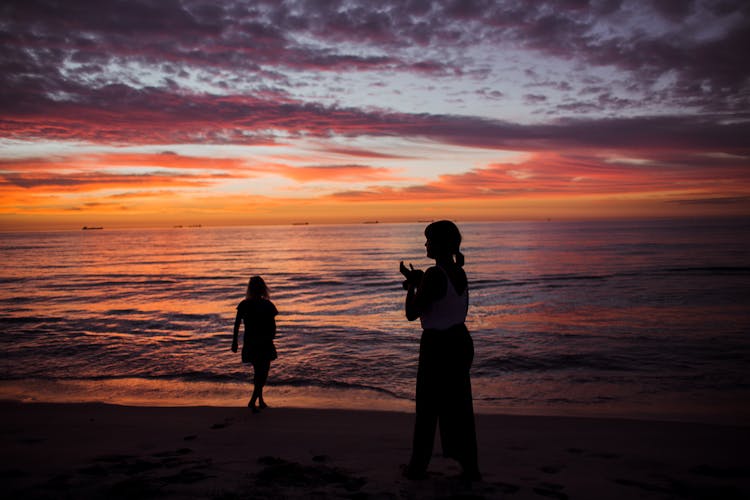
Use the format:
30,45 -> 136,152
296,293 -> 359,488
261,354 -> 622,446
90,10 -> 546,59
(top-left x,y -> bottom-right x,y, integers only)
234,298 -> 278,365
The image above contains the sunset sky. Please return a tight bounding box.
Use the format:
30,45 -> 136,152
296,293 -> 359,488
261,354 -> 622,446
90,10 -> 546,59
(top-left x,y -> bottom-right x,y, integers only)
1,0 -> 749,229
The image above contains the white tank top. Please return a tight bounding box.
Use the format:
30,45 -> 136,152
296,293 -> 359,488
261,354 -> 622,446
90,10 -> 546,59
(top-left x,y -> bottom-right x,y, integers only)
420,266 -> 468,330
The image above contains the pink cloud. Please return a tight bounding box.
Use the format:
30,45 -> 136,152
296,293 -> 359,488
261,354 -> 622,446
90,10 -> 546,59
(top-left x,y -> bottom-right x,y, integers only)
328,151 -> 750,202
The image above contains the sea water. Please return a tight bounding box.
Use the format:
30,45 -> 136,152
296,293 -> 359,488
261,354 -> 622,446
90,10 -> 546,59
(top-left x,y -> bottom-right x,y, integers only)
1,219 -> 749,423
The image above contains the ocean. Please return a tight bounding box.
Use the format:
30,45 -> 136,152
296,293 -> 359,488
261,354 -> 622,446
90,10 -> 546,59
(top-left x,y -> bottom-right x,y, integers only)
1,219 -> 749,424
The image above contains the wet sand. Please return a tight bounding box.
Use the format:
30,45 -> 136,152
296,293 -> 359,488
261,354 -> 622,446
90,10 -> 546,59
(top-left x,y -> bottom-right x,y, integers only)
2,402 -> 748,499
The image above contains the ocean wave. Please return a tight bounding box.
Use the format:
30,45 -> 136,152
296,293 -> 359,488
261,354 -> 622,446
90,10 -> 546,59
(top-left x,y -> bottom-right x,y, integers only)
268,376 -> 405,399
0,315 -> 65,324
475,352 -> 636,374
470,266 -> 750,291
659,266 -> 750,275
0,373 -> 408,400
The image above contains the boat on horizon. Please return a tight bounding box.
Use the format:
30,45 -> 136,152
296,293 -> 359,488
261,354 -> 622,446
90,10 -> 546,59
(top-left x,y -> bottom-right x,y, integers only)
82,226 -> 103,230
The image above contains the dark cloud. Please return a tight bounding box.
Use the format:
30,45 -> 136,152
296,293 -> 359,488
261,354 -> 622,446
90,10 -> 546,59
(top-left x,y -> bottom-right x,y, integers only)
666,196 -> 750,205
321,147 -> 412,159
477,88 -> 505,100
4,1 -> 746,89
1,0 -> 748,148
2,76 -> 749,155
524,93 -> 548,104
649,0 -> 697,21
398,112 -> 750,154
0,171 -> 220,190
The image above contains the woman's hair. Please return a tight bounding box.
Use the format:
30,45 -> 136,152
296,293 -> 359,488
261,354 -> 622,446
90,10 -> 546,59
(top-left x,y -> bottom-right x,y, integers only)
246,275 -> 270,299
425,220 -> 465,267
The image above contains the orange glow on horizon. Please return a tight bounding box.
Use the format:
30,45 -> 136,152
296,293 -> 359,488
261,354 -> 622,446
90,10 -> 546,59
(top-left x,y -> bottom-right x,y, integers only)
1,150 -> 749,231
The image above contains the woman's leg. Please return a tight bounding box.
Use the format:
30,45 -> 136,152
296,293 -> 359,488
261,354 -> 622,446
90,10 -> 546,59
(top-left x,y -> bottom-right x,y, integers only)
452,329 -> 480,479
249,366 -> 259,411
407,332 -> 439,477
254,359 -> 271,409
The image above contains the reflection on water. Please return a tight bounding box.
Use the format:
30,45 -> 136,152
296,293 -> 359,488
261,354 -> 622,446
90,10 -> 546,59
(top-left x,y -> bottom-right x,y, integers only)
1,219 -> 749,423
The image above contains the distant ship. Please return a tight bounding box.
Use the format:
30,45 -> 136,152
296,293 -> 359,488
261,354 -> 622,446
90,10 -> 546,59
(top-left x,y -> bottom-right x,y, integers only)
292,222 -> 309,226
82,226 -> 103,230
363,220 -> 379,224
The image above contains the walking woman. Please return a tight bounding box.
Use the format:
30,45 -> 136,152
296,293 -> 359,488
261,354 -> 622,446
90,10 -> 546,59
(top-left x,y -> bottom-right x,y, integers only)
401,220 -> 480,480
232,276 -> 278,413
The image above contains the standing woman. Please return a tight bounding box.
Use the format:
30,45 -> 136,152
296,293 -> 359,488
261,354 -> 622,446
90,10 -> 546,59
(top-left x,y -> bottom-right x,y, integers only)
232,276 -> 278,413
401,220 -> 480,480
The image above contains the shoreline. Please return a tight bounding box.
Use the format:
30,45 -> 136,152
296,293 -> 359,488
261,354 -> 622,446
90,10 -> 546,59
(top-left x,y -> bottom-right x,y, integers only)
3,401 -> 749,499
2,377 -> 748,428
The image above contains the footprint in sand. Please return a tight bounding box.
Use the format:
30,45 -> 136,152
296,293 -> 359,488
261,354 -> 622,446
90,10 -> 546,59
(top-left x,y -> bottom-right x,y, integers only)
151,448 -> 193,458
210,417 -> 235,430
533,486 -> 569,499
539,465 -> 564,474
254,456 -> 367,493
494,481 -> 521,494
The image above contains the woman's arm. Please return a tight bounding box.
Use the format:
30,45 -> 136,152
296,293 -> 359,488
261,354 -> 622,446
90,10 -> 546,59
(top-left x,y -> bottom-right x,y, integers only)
404,267 -> 446,321
404,281 -> 420,321
232,309 -> 241,352
269,301 -> 278,339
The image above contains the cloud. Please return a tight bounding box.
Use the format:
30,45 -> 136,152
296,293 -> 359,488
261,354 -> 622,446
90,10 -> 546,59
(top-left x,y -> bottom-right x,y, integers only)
476,88 -> 504,100
524,93 -> 548,104
3,80 -> 749,154
318,146 -> 413,159
275,164 -> 403,182
0,152 -> 253,172
327,150 -> 750,201
107,190 -> 184,199
2,1 -> 748,147
0,171 -> 227,191
665,195 -> 750,205
403,114 -> 750,153
2,0 -> 747,118
0,152 -> 254,193
0,151 -> 407,196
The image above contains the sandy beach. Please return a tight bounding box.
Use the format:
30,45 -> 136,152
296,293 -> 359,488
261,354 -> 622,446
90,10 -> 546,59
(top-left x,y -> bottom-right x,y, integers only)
2,402 -> 748,499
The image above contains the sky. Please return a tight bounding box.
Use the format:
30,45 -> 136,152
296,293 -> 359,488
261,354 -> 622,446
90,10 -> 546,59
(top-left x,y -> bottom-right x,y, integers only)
1,0 -> 749,229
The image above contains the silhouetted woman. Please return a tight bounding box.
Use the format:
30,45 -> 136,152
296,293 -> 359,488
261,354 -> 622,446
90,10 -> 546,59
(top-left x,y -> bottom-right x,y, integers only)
401,220 -> 480,480
232,276 -> 278,413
